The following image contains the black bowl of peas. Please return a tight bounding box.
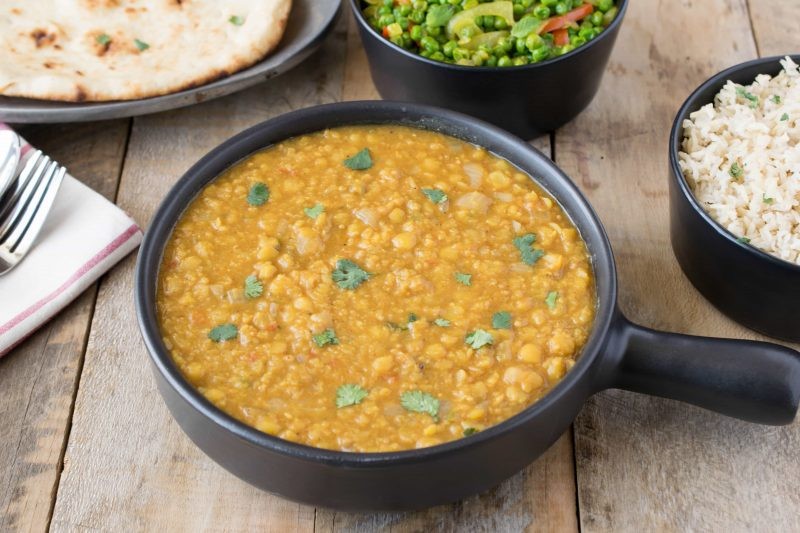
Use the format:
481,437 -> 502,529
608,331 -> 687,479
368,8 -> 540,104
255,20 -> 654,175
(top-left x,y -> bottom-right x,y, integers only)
349,0 -> 627,138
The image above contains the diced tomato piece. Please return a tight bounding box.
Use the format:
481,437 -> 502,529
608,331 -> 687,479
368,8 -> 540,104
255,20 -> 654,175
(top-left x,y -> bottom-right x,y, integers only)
538,3 -> 594,34
553,28 -> 569,46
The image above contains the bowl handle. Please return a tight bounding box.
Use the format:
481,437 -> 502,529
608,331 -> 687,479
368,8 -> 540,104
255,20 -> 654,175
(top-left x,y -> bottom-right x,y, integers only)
605,314 -> 800,425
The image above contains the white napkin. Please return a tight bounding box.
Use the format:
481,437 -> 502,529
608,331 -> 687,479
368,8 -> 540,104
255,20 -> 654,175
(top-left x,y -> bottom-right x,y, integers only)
0,124 -> 142,356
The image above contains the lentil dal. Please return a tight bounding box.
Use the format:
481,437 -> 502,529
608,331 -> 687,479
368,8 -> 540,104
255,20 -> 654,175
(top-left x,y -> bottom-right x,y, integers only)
157,125 -> 596,452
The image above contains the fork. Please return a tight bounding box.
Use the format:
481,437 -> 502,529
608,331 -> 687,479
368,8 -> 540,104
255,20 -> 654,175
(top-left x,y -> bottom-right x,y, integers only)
0,151 -> 66,275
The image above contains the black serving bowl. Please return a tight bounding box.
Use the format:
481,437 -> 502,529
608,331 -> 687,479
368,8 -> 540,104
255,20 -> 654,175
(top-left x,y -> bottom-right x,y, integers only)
348,0 -> 627,139
136,101 -> 800,511
669,55 -> 800,342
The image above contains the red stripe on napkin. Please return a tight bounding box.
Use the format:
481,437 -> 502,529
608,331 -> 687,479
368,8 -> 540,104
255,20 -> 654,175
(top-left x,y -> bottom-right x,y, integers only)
0,223 -> 141,336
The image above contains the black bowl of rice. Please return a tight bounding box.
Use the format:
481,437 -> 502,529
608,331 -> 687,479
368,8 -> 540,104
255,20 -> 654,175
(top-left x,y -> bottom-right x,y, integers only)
669,54 -> 800,342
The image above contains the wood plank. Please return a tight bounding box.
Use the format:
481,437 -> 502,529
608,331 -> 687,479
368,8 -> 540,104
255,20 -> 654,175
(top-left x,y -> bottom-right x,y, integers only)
556,0 -> 800,530
48,18 -> 348,532
315,430 -> 576,533
747,0 -> 799,57
0,121 -> 130,533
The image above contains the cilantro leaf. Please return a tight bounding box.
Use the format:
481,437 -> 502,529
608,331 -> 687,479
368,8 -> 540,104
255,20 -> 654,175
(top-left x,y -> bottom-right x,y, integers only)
208,323 -> 237,342
781,113 -> 789,121
304,203 -> 324,219
492,311 -> 512,329
229,15 -> 246,26
422,188 -> 448,204
312,328 -> 339,347
343,148 -> 373,170
332,259 -> 371,290
134,38 -> 150,51
388,313 -> 417,331
772,95 -> 781,104
96,33 -> 111,45
511,16 -> 540,39
729,162 -> 743,179
433,318 -> 451,327
737,236 -> 751,244
244,275 -> 263,299
463,427 -> 478,437
400,390 -> 440,420
426,4 -> 455,27
763,194 -> 774,205
735,86 -> 758,108
545,291 -> 559,310
513,234 -> 545,265
465,329 -> 493,350
247,182 -> 270,206
455,272 -> 472,286
336,384 -> 368,408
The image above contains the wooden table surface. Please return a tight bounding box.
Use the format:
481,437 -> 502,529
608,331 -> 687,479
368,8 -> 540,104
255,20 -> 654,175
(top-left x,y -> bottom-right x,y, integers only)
3,1 -> 799,531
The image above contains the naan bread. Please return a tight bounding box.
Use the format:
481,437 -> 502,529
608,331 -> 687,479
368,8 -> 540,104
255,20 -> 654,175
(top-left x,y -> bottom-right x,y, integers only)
0,0 -> 292,102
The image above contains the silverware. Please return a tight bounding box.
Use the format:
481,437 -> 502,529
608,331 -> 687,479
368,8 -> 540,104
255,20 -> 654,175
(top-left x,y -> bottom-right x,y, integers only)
0,130 -> 21,201
0,151 -> 66,275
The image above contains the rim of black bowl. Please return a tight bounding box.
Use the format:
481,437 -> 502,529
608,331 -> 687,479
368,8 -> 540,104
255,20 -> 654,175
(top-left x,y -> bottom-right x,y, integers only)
348,0 -> 628,72
136,100 -> 617,468
669,53 -> 800,273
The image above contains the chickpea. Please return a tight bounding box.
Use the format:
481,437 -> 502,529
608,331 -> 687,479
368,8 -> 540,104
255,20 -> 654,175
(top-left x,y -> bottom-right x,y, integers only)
392,232 -> 417,250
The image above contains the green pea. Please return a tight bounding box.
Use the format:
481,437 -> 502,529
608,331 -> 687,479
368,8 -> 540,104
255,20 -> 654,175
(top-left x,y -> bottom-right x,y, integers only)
397,16 -> 409,30
578,26 -> 596,40
590,11 -> 604,26
420,35 -> 440,52
443,40 -> 458,57
512,56 -> 529,66
557,44 -> 574,55
377,6 -> 392,15
570,35 -> 586,47
412,0 -> 427,9
427,25 -> 442,36
453,47 -> 470,61
531,46 -> 550,62
603,7 -> 618,25
430,51 -> 445,61
513,4 -> 525,16
515,37 -> 527,54
494,16 -> 509,30
554,2 -> 568,15
525,33 -> 544,51
410,25 -> 423,40
521,0 -> 534,7
596,0 -> 613,12
398,4 -> 412,15
497,55 -> 513,67
409,10 -> 425,23
486,56 -> 498,67
532,5 -> 550,18
541,0 -> 557,5
474,15 -> 484,27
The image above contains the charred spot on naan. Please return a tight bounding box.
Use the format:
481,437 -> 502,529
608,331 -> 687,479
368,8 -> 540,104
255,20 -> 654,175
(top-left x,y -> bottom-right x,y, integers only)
31,28 -> 58,48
